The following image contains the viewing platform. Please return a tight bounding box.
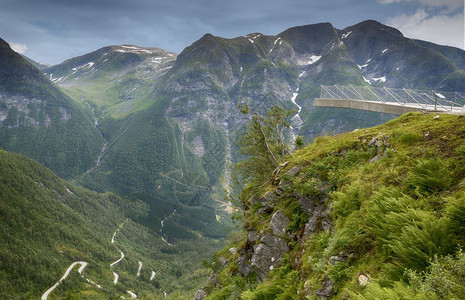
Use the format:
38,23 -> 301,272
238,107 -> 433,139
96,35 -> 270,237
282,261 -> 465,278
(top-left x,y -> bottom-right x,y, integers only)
314,85 -> 465,115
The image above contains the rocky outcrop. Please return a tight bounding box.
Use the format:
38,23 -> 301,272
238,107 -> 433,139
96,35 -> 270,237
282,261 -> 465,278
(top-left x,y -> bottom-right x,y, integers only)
269,210 -> 289,236
251,234 -> 289,280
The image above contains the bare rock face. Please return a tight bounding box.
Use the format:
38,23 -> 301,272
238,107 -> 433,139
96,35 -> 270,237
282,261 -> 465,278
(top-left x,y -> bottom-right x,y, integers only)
251,234 -> 289,281
237,255 -> 253,277
303,204 -> 332,237
257,191 -> 277,214
269,210 -> 290,236
247,231 -> 259,243
299,195 -> 314,215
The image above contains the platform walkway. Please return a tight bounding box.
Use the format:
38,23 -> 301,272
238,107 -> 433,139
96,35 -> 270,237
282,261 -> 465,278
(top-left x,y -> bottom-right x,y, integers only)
314,85 -> 465,115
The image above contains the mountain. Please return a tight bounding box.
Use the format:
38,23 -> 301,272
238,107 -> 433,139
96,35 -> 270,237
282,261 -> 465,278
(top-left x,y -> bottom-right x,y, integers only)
43,44 -> 177,118
0,147 -> 225,299
0,38 -> 104,178
199,112 -> 465,299
42,19 -> 465,216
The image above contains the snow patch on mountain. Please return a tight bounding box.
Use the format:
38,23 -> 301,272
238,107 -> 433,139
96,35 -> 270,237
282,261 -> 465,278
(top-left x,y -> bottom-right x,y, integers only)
341,31 -> 352,39
372,76 -> 386,83
308,55 -> 321,64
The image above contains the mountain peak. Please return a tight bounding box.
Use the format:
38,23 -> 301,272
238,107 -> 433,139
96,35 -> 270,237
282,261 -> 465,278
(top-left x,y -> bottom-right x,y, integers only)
344,19 -> 404,37
279,22 -> 338,55
0,37 -> 11,49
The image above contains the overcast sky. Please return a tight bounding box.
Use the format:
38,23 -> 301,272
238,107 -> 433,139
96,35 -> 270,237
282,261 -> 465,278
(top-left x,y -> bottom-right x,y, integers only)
1,0 -> 463,65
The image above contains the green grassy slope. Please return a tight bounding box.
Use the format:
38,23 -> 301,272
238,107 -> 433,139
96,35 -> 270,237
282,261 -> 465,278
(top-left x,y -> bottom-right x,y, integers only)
203,112 -> 465,299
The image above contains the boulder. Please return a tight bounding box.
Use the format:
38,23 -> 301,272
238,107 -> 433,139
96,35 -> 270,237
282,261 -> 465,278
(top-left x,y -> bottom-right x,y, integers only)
269,210 -> 289,236
369,147 -> 388,163
251,234 -> 289,280
228,247 -> 237,255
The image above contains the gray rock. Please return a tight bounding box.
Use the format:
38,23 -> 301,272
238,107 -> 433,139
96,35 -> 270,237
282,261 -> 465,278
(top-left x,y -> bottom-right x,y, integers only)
256,191 -> 276,214
367,136 -> 378,146
315,277 -> 334,298
259,234 -> 289,253
228,247 -> 237,255
369,154 -> 382,163
237,255 -> 253,277
248,196 -> 259,206
262,191 -> 277,202
247,231 -> 259,243
304,221 -> 317,236
286,166 -> 301,177
194,288 -> 207,300
277,180 -> 290,191
303,205 -> 324,235
369,147 -> 388,163
299,195 -> 314,215
251,234 -> 289,280
321,218 -> 332,232
269,210 -> 289,236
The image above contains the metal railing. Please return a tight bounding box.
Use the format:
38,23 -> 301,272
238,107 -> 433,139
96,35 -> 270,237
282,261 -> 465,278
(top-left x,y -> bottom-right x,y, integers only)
320,85 -> 465,112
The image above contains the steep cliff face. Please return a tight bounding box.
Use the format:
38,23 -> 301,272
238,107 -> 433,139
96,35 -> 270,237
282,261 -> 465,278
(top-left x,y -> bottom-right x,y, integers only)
0,38 -> 104,178
200,112 -> 465,299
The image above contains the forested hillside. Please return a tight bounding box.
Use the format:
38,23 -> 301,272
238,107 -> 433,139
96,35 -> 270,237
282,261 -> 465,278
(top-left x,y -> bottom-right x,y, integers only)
201,112 -> 465,299
0,149 -> 225,299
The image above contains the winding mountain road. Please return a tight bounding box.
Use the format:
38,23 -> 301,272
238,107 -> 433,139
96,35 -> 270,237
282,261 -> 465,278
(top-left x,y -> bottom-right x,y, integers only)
41,261 -> 88,300
41,219 -> 159,299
